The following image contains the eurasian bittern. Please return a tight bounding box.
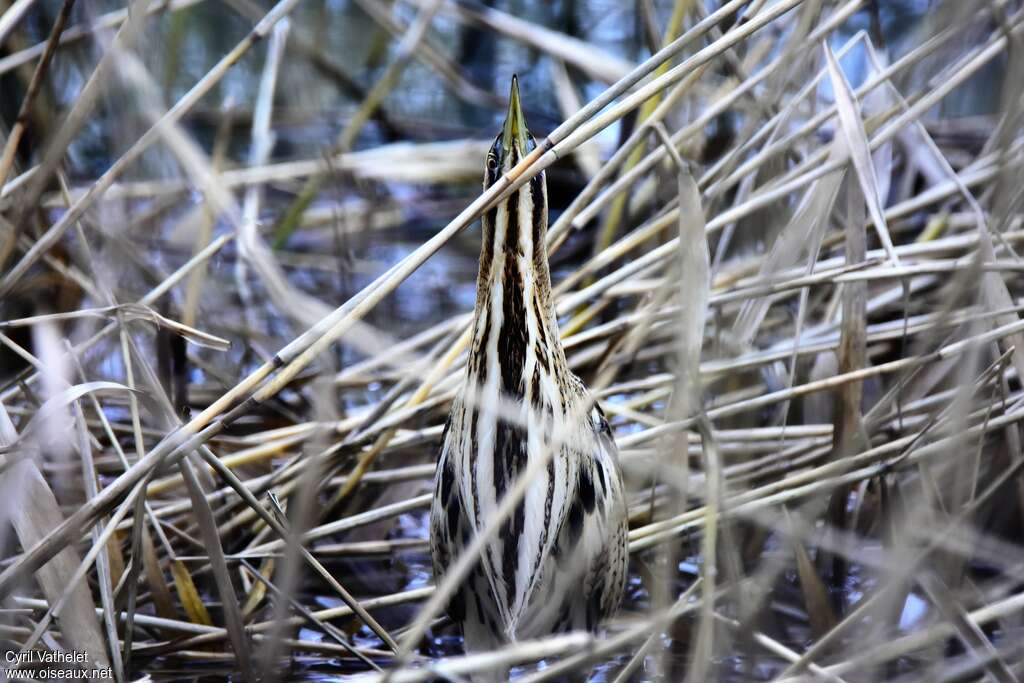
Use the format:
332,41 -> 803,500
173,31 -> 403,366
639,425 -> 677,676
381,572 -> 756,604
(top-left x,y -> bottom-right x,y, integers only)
429,77 -> 628,679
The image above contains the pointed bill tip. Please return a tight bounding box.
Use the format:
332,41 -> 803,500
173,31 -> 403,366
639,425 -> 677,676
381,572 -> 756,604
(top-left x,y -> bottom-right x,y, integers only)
502,75 -> 527,151
509,74 -> 520,110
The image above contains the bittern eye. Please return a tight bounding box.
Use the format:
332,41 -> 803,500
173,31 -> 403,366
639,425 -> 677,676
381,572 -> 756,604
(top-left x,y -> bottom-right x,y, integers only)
486,154 -> 497,171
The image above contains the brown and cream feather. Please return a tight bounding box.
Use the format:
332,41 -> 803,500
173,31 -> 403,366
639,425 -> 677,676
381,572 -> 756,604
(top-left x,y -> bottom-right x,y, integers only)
429,77 -> 628,674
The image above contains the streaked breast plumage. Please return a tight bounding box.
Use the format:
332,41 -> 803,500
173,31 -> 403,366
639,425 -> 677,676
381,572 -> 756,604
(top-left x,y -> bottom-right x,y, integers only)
429,76 -> 629,667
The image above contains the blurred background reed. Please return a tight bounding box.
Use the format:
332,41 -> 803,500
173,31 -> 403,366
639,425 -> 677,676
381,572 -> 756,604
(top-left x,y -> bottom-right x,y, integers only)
1,0 -> 1023,681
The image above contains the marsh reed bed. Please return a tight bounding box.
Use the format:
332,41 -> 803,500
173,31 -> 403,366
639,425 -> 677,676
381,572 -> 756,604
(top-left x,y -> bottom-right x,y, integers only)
1,0 -> 1023,680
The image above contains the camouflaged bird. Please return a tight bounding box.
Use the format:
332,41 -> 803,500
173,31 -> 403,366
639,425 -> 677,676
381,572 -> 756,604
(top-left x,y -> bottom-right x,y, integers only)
429,76 -> 628,677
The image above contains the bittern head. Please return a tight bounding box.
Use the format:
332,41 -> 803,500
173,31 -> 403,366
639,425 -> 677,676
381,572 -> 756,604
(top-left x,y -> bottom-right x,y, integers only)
485,75 -> 536,184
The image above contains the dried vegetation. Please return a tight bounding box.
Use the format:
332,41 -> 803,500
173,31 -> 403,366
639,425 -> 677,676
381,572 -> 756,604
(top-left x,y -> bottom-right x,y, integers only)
1,0 -> 1023,680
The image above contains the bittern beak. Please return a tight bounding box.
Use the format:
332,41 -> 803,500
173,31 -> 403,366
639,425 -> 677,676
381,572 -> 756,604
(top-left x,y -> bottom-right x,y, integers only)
502,75 -> 529,153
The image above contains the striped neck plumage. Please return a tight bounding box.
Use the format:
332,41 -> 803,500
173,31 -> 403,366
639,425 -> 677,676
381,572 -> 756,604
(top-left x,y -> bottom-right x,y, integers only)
467,77 -> 566,397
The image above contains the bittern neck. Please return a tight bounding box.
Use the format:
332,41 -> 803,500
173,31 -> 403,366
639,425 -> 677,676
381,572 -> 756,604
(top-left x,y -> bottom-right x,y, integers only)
468,174 -> 565,396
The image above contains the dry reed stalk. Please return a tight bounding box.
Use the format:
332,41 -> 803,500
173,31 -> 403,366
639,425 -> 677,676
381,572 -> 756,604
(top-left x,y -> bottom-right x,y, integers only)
3,0 -> 1024,680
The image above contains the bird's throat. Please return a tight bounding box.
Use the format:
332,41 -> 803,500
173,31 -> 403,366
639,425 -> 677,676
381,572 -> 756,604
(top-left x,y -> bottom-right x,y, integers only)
468,177 -> 563,399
